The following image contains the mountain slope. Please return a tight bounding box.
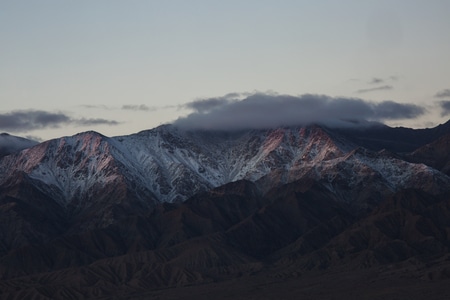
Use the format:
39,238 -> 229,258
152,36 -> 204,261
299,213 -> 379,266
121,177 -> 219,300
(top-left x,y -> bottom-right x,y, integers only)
281,189 -> 450,276
1,180 -> 450,299
407,133 -> 450,176
334,119 -> 450,153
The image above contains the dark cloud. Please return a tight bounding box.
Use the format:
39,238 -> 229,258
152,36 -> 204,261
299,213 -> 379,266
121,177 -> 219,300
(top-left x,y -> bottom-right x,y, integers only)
435,89 -> 450,98
373,100 -> 425,119
0,110 -> 119,133
0,110 -> 70,132
438,101 -> 450,116
184,98 -> 231,113
173,93 -> 425,131
356,85 -> 393,94
369,78 -> 384,84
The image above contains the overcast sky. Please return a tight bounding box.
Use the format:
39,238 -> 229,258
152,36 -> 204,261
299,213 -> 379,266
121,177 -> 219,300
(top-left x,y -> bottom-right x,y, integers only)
1,0 -> 450,140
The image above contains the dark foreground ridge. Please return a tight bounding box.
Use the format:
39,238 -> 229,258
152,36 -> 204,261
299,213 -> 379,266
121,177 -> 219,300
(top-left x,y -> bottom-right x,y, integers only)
1,122 -> 450,299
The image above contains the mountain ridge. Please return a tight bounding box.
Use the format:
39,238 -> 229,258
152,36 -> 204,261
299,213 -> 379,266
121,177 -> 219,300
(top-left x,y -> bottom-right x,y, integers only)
2,123 -> 448,211
1,122 -> 450,299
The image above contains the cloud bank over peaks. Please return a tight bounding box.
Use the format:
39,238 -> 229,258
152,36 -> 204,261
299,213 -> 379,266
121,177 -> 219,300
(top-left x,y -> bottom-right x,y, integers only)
174,93 -> 426,131
182,92 -> 248,113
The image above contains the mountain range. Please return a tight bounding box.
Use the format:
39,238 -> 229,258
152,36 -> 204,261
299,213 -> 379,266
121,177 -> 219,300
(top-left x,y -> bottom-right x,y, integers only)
1,121 -> 450,299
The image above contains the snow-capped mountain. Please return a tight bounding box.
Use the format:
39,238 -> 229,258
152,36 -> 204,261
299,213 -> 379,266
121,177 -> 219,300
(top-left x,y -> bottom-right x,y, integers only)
2,122 -> 450,299
0,124 -> 448,218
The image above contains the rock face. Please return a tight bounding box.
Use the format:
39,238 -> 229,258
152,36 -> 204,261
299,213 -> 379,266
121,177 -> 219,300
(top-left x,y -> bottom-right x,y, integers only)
1,122 -> 450,299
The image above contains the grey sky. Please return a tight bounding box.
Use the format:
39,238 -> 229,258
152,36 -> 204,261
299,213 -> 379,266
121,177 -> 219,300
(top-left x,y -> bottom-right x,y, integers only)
1,1 -> 450,139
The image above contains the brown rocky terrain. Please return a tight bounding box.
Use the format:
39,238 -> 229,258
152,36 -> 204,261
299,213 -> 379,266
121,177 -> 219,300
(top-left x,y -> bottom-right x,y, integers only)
1,181 -> 450,299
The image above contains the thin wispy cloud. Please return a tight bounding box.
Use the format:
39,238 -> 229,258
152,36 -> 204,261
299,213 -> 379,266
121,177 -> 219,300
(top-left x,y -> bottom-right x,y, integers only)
435,89 -> 450,98
356,85 -> 393,94
122,104 -> 179,112
122,104 -> 157,112
0,110 -> 119,133
369,77 -> 384,84
81,104 -> 169,112
74,118 -> 119,126
79,104 -> 113,110
174,93 -> 425,131
389,75 -> 399,81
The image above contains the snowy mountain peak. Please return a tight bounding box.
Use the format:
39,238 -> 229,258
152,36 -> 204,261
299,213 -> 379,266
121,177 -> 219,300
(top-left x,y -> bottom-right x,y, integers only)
0,124 -> 449,216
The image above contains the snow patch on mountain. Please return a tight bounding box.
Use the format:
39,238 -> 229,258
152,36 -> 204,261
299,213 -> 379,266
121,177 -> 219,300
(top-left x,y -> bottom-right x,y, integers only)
0,125 -> 448,212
